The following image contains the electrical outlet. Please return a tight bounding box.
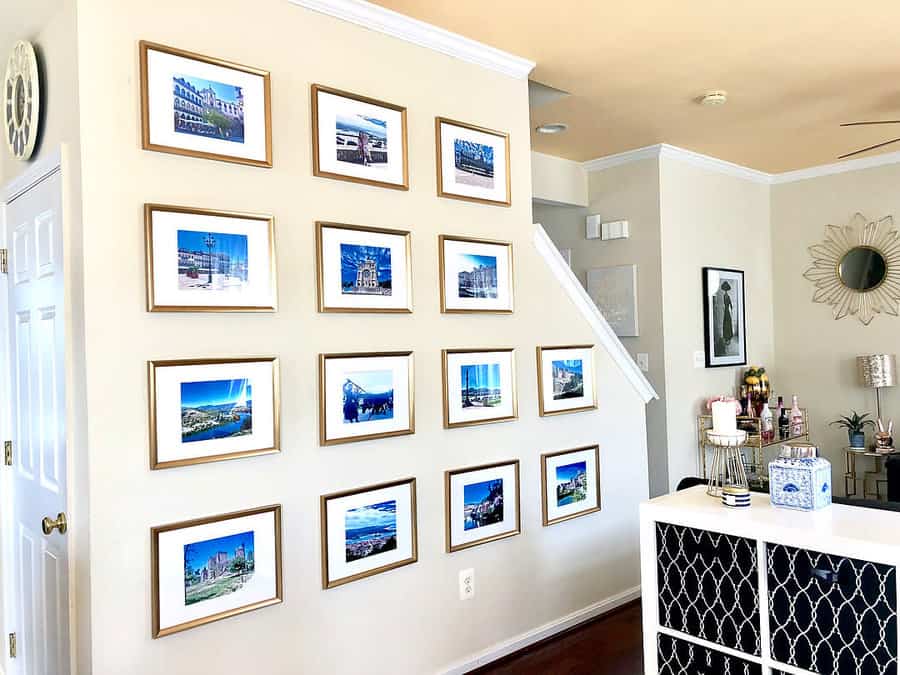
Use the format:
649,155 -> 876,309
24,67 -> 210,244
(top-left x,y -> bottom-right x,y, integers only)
459,568 -> 474,600
636,353 -> 649,372
693,350 -> 706,369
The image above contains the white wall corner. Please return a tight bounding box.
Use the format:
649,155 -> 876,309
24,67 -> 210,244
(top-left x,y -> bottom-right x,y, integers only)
287,0 -> 535,79
533,224 -> 658,403
531,151 -> 589,207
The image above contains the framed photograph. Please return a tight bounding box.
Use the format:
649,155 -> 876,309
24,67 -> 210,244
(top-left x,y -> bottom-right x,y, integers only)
445,460 -> 520,552
439,235 -> 513,313
149,357 -> 279,469
315,222 -> 412,313
139,41 -> 272,167
151,504 -> 282,638
442,348 -> 517,429
145,204 -> 277,312
541,445 -> 601,526
435,117 -> 510,206
702,267 -> 747,368
320,477 -> 417,589
536,345 -> 598,416
319,351 -> 414,445
587,264 -> 639,337
311,84 -> 408,190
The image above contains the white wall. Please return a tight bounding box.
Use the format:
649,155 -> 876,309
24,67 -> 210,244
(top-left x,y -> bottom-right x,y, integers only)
531,151 -> 588,207
73,1 -> 649,673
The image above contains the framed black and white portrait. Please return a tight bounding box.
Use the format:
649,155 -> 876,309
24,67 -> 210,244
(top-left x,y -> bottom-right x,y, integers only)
702,267 -> 747,368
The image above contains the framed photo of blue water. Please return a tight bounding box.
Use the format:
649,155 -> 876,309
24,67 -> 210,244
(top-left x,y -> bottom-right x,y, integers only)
436,117 -> 510,206
316,222 -> 412,313
536,345 -> 598,416
145,204 -> 277,312
320,478 -> 417,589
149,357 -> 279,469
541,445 -> 601,526
439,235 -> 513,313
442,348 -> 517,428
151,504 -> 282,638
140,41 -> 272,167
319,351 -> 414,445
445,460 -> 520,552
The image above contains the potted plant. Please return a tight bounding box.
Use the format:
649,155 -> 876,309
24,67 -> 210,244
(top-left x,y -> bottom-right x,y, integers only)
830,411 -> 875,449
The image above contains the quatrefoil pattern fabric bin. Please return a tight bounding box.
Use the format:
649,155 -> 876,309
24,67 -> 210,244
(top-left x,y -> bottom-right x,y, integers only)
657,633 -> 762,675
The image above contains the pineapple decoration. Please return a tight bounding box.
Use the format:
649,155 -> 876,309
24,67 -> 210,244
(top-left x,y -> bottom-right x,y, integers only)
743,366 -> 770,415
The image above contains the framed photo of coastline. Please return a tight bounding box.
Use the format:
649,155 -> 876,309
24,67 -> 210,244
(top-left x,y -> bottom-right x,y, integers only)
319,352 -> 414,446
442,348 -> 517,429
435,118 -> 511,206
702,267 -> 747,368
541,445 -> 601,526
315,222 -> 412,313
320,478 -> 417,589
445,460 -> 520,553
536,345 -> 597,416
311,84 -> 408,190
145,204 -> 277,312
151,504 -> 282,638
139,41 -> 272,167
149,357 -> 279,470
439,235 -> 513,313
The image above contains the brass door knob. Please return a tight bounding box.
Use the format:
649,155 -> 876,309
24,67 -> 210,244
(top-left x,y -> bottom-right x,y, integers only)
41,512 -> 67,536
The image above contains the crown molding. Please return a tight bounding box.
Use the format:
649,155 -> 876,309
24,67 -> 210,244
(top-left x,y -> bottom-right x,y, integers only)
582,144 -> 663,173
287,0 -> 535,79
770,149 -> 900,184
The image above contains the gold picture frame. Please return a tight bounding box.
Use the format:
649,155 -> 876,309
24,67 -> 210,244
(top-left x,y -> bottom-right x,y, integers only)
311,84 -> 409,191
139,41 -> 273,168
148,357 -> 280,469
318,351 -> 415,445
151,504 -> 283,638
444,460 -> 521,553
315,221 -> 413,313
540,445 -> 602,526
442,348 -> 517,429
435,117 -> 511,206
438,234 -> 514,314
535,345 -> 598,416
145,203 -> 277,312
320,477 -> 418,589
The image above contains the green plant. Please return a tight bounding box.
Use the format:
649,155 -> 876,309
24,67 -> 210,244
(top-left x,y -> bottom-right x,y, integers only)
830,411 -> 875,433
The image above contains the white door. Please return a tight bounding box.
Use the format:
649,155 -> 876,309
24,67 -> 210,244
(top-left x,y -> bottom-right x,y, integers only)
1,163 -> 69,675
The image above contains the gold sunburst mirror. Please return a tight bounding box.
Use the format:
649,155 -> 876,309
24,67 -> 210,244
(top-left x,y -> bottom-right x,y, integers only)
804,213 -> 900,325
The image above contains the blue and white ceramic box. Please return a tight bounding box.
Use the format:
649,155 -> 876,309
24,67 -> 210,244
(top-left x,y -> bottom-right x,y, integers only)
769,443 -> 832,511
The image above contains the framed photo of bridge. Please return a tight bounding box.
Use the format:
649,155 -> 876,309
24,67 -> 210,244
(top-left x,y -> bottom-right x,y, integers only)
435,117 -> 510,206
318,351 -> 415,446
536,345 -> 597,416
315,222 -> 412,313
438,235 -> 513,313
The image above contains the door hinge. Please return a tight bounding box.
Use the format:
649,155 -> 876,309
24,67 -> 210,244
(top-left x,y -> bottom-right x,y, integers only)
8,632 -> 15,658
3,440 -> 10,466
0,249 -> 7,274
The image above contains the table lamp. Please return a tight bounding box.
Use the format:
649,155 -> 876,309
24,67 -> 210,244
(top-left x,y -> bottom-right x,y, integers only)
857,354 -> 897,420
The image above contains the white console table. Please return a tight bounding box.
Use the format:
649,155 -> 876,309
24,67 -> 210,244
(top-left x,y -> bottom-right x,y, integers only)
640,486 -> 900,674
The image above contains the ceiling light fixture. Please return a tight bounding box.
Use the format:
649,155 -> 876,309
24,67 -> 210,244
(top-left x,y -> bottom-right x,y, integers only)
699,91 -> 728,106
535,122 -> 568,134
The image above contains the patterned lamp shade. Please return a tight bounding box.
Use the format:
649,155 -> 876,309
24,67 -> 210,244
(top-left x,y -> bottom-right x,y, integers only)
857,354 -> 897,389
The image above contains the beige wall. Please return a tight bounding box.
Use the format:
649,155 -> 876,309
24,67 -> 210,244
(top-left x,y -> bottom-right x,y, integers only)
74,1 -> 648,673
658,157 -> 774,490
772,164 -> 900,495
531,151 -> 588,207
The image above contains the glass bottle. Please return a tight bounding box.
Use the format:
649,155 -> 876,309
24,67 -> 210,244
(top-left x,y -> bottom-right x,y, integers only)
790,395 -> 803,437
760,402 -> 775,442
777,396 -> 789,439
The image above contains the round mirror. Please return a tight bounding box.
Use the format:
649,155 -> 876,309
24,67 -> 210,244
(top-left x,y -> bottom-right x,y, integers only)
839,246 -> 887,291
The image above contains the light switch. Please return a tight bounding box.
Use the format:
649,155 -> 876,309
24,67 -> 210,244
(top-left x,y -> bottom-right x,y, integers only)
636,353 -> 649,372
693,351 -> 706,368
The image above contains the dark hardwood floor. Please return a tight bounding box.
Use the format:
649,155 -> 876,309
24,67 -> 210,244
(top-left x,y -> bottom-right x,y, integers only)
473,600 -> 644,675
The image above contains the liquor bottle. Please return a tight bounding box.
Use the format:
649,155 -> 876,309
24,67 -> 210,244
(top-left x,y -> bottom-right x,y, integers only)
790,395 -> 803,437
760,402 -> 774,442
777,396 -> 789,439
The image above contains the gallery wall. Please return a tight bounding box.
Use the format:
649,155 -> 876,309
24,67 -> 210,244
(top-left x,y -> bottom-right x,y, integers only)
73,1 -> 649,673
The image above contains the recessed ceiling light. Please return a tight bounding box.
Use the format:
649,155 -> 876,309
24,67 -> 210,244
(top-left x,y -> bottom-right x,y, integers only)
535,122 -> 568,134
698,91 -> 728,106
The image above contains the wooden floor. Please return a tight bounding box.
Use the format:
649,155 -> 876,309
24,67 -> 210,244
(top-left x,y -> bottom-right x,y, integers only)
473,600 -> 644,675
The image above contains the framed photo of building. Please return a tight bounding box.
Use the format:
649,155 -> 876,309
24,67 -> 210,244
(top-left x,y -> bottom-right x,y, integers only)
151,504 -> 282,638
442,348 -> 517,429
139,41 -> 272,167
536,345 -> 597,416
435,118 -> 511,206
149,357 -> 279,470
702,267 -> 747,368
319,352 -> 414,446
320,478 -> 417,589
145,204 -> 277,312
445,460 -> 520,552
438,235 -> 513,313
315,222 -> 412,313
541,445 -> 601,526
311,84 -> 408,190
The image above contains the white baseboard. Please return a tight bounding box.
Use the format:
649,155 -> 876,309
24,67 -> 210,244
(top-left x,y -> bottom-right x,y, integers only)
440,586 -> 642,674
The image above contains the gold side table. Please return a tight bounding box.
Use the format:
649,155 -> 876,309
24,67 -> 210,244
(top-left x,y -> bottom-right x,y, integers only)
844,447 -> 894,501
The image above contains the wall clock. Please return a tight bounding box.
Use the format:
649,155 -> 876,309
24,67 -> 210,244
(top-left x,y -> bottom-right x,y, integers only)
4,41 -> 40,161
